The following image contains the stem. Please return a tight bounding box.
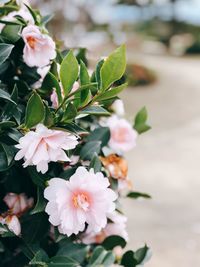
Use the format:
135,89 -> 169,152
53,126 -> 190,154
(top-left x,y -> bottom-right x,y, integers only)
55,82 -> 97,114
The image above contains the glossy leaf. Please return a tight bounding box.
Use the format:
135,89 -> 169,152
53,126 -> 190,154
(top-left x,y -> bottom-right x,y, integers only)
0,143 -> 15,171
100,45 -> 126,91
60,50 -> 79,96
87,127 -> 110,147
81,106 -> 110,116
31,187 -> 47,214
80,141 -> 101,160
25,92 -> 45,128
95,83 -> 127,102
0,88 -> 16,104
0,43 -> 14,64
102,235 -> 127,250
61,102 -> 77,122
89,153 -> 102,173
48,256 -> 79,267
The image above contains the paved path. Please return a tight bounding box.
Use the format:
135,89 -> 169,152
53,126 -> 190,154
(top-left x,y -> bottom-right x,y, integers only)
122,55 -> 200,267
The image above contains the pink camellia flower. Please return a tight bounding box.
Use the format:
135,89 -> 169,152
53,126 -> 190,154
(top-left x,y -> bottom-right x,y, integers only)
44,166 -> 117,236
0,215 -> 21,236
21,25 -> 56,67
81,211 -> 128,244
15,124 -> 78,174
50,81 -> 79,109
106,115 -> 138,154
4,193 -> 33,216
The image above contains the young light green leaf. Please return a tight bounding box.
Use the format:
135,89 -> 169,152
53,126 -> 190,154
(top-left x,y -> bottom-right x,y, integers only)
25,92 -> 45,128
100,45 -> 126,91
60,50 -> 79,96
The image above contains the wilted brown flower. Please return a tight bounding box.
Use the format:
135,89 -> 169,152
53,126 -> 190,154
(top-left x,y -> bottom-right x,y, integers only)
100,154 -> 128,180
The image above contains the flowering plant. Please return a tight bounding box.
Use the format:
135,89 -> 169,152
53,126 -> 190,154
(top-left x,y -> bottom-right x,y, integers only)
0,1 -> 152,266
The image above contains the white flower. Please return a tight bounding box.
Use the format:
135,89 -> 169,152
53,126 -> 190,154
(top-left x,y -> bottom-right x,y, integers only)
4,193 -> 33,216
111,99 -> 125,116
21,25 -> 56,67
15,124 -> 78,174
81,211 -> 128,244
0,215 -> 21,236
106,115 -> 138,154
44,166 -> 117,236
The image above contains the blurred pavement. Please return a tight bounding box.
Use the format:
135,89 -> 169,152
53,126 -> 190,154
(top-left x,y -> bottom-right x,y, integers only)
122,54 -> 200,267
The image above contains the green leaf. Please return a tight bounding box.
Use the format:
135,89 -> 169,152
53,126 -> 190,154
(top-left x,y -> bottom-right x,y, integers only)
61,103 -> 77,122
60,50 -> 79,96
58,123 -> 88,135
89,153 -> 102,173
80,141 -> 101,160
80,60 -> 90,85
121,250 -> 138,267
127,191 -> 151,199
57,240 -> 89,264
95,59 -> 104,90
24,4 -> 38,25
0,121 -> 16,129
81,106 -> 110,116
40,72 -> 62,104
102,251 -> 115,267
95,83 -> 127,102
0,43 -> 14,64
87,127 -> 110,147
0,143 -> 15,171
22,213 -> 49,244
41,14 -> 54,25
0,88 -> 16,104
88,246 -> 107,267
29,250 -> 49,266
134,107 -> 151,134
135,245 -> 151,264
100,45 -> 126,91
48,256 -> 79,267
1,25 -> 21,43
78,60 -> 91,106
102,235 -> 127,250
27,167 -> 46,188
7,128 -> 22,142
31,187 -> 47,214
43,104 -> 54,127
25,92 -> 45,128
60,167 -> 77,180
2,84 -> 18,119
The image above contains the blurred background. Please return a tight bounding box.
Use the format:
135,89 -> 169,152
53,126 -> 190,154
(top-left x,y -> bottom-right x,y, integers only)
31,0 -> 200,266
